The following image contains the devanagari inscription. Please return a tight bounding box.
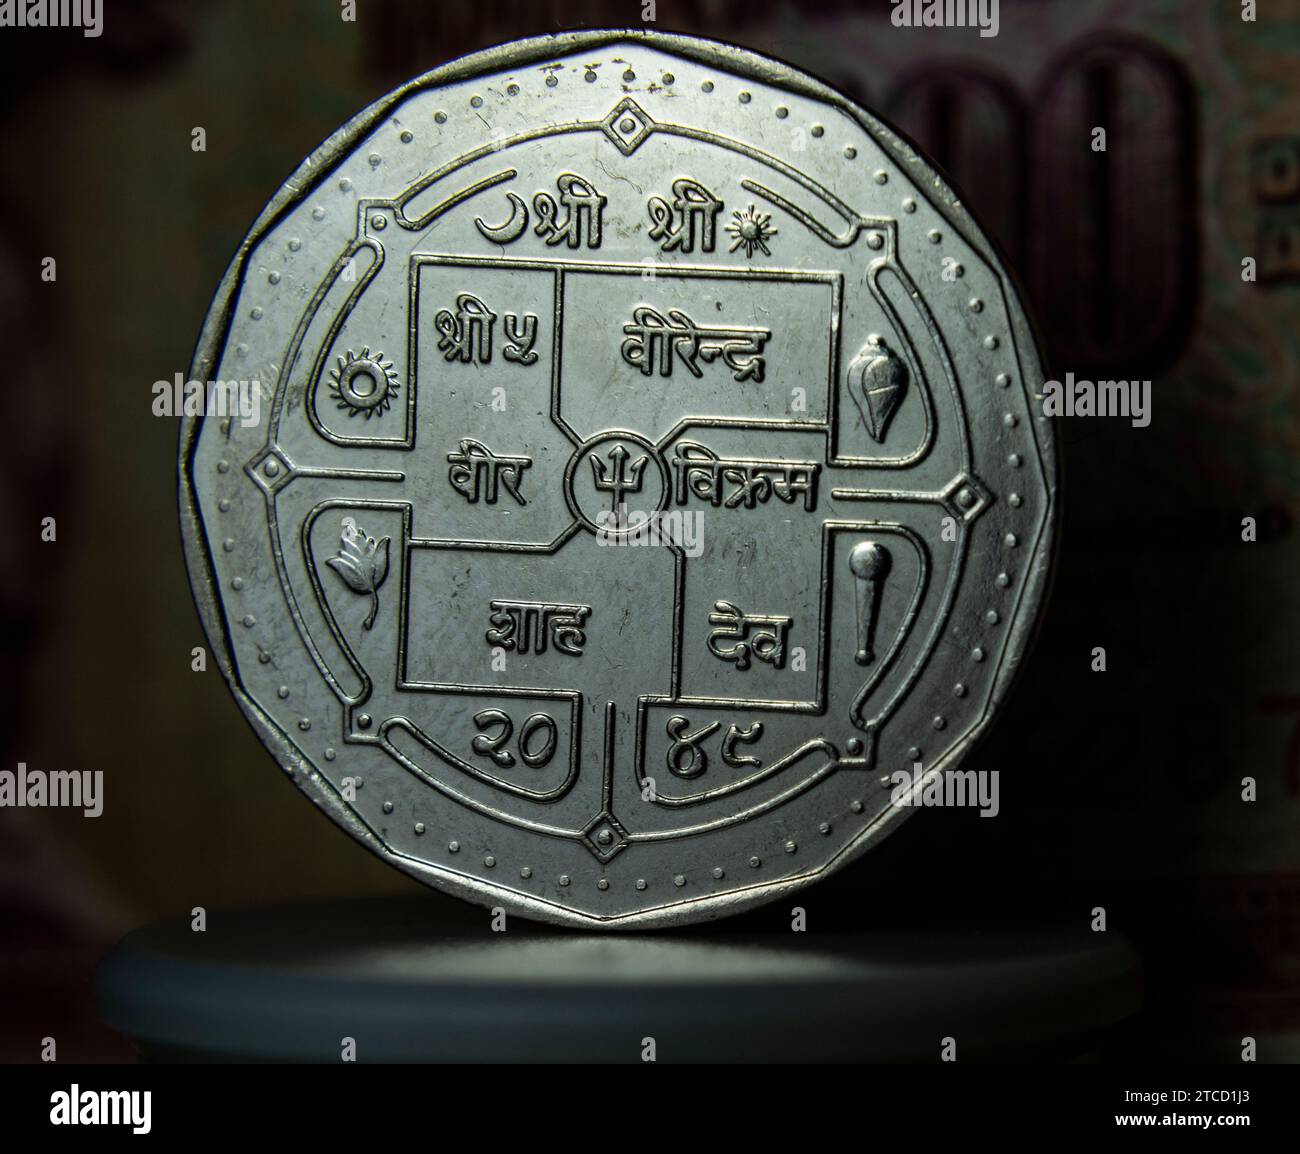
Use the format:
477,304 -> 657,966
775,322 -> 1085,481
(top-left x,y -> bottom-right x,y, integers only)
486,600 -> 591,657
447,439 -> 532,506
670,441 -> 818,511
706,600 -> 791,671
621,307 -> 770,382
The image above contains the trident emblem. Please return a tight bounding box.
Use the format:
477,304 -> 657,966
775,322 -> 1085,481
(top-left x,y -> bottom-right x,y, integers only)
590,443 -> 648,516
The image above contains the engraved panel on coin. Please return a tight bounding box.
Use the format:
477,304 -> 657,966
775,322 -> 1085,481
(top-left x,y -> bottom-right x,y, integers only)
180,31 -> 1056,928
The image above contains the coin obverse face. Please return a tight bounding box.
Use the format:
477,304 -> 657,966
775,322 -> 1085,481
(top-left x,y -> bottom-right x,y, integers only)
181,31 -> 1056,928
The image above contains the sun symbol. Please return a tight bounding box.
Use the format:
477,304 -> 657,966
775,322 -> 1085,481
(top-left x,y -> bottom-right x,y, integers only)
726,205 -> 778,258
329,347 -> 400,419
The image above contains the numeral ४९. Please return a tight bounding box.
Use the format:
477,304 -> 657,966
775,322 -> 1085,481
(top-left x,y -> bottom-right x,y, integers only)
665,716 -> 764,778
471,709 -> 558,769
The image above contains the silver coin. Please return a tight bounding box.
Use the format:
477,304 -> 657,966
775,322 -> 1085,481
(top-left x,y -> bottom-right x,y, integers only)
180,31 -> 1056,928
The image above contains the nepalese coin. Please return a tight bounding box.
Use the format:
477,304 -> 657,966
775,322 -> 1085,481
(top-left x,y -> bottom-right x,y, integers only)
180,31 -> 1056,928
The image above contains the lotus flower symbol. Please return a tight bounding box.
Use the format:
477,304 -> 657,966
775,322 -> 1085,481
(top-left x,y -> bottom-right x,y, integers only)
326,516 -> 390,630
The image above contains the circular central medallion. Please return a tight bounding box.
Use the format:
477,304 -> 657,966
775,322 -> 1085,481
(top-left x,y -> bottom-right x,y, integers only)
563,429 -> 669,538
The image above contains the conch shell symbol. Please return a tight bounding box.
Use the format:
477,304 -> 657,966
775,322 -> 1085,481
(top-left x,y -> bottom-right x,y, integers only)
847,334 -> 908,443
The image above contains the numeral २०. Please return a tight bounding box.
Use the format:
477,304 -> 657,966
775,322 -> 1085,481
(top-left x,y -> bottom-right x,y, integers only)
471,709 -> 558,769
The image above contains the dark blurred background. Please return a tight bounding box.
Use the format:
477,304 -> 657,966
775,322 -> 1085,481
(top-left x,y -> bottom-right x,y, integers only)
1,0 -> 1297,1062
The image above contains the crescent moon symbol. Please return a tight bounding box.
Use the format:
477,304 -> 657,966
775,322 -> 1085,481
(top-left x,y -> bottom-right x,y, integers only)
475,192 -> 528,244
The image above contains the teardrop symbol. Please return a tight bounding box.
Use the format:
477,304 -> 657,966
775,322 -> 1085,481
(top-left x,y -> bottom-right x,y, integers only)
847,334 -> 908,443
